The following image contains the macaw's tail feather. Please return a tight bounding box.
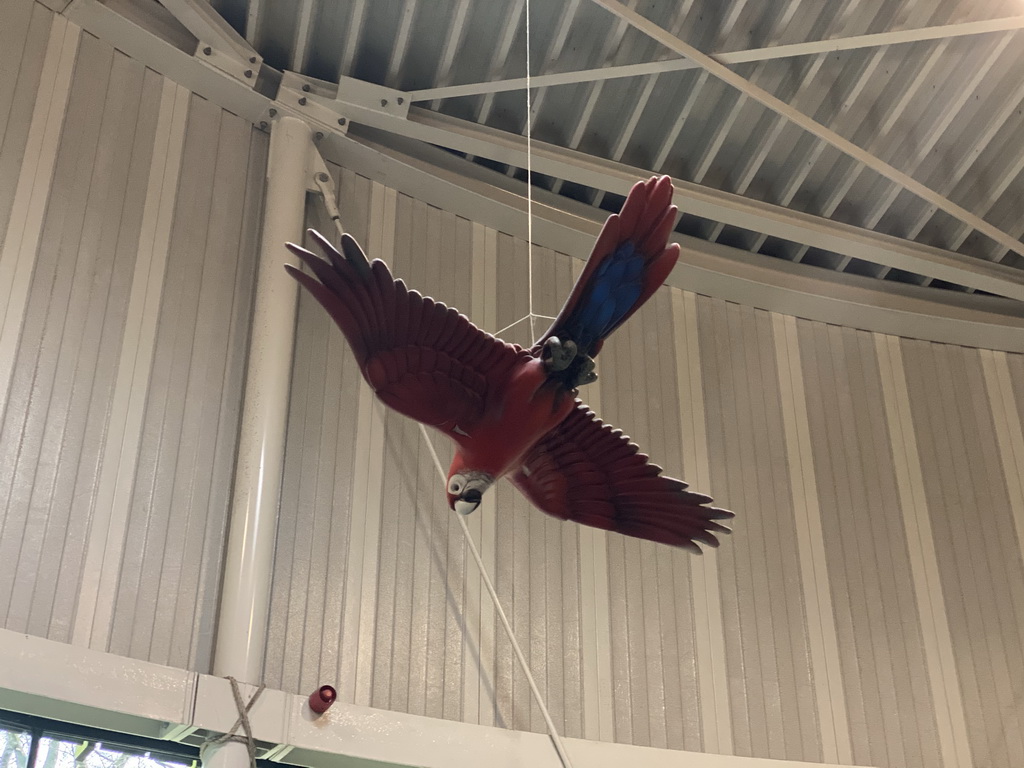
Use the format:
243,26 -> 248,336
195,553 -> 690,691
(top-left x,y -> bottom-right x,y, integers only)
533,175 -> 680,360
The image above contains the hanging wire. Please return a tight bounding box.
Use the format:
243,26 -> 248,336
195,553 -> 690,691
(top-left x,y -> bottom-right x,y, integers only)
525,0 -> 536,344
201,678 -> 265,768
418,424 -> 575,768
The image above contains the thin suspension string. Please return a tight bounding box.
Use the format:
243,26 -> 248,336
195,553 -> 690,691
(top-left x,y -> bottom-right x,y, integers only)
418,423 -> 575,768
525,0 -> 536,344
495,312 -> 556,338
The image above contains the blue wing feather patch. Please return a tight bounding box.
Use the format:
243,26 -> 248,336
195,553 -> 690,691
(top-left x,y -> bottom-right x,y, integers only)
569,242 -> 646,348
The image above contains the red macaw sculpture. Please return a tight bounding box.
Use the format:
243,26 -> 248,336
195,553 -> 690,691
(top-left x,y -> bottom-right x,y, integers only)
285,175 -> 733,552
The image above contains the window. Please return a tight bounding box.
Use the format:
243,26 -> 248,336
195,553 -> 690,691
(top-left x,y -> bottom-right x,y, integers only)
0,726 -> 31,768
0,718 -> 195,768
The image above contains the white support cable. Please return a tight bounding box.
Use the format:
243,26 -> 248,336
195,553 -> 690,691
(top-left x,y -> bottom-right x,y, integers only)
525,0 -> 536,343
418,423 -> 575,768
496,314 -> 557,337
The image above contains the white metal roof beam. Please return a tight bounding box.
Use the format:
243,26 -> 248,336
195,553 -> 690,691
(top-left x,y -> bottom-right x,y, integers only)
589,71 -> 660,207
428,0 -> 473,111
869,34 -> 1011,278
408,14 -> 1024,103
244,0 -> 260,44
471,0 -> 526,127
160,0 -> 259,62
336,0 -> 368,78
902,73 -> 1024,265
50,0 -> 1024,303
547,3 -> 635,194
705,0 -> 815,244
520,0 -> 582,124
290,0 -> 316,73
587,2 -> 696,205
781,45 -> 889,262
650,70 -> 708,170
824,40 -> 950,269
385,0 -> 420,87
503,0 -> 583,180
282,87 -> 1024,298
588,0 -> 1024,259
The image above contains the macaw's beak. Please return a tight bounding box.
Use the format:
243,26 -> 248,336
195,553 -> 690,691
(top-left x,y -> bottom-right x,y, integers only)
454,488 -> 483,516
447,471 -> 493,515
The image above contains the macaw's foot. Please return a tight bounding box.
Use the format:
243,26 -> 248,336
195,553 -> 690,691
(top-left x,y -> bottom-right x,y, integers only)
575,356 -> 597,386
543,336 -> 578,372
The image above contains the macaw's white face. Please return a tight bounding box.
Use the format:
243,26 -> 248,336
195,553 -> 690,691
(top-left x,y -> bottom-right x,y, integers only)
447,471 -> 494,516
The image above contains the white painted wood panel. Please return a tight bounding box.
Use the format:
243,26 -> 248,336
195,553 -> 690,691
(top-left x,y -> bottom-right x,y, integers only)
0,13 -> 78,423
72,74 -> 188,651
773,315 -> 851,765
875,335 -> 974,768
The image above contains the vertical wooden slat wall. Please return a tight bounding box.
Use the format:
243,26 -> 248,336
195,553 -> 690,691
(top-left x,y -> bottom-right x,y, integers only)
0,0 -> 265,673
0,0 -> 51,248
797,323 -> 940,768
900,341 -> 1024,768
105,94 -> 264,672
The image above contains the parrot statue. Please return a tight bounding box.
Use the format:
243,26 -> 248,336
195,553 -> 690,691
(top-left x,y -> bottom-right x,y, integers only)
285,175 -> 733,552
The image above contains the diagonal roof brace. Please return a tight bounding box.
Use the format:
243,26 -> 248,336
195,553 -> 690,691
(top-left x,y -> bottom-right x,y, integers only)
588,0 -> 1024,262
408,15 -> 1024,103
159,0 -> 262,84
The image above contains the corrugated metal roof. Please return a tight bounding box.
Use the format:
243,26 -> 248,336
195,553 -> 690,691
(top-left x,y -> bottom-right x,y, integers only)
205,0 -> 1024,294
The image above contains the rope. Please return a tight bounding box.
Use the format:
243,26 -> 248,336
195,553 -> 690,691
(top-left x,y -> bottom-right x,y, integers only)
495,313 -> 557,337
525,0 -> 536,344
201,677 -> 266,768
418,424 -> 575,768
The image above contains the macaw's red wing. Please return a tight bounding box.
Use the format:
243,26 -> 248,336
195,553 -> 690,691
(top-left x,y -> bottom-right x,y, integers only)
533,175 -> 680,359
511,402 -> 733,552
285,230 -> 522,432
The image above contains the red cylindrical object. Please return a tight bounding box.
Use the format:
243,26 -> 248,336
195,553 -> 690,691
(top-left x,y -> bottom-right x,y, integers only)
307,685 -> 337,714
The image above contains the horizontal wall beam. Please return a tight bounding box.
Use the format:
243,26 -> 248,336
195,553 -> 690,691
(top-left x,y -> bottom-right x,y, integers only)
322,129 -> 1024,352
306,98 -> 1024,301
0,629 -> 860,768
409,15 -> 1024,102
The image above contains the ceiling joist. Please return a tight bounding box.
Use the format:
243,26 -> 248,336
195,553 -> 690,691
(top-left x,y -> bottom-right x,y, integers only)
160,0 -> 258,63
408,15 -> 1024,103
285,83 -> 1024,300
589,0 -> 1024,261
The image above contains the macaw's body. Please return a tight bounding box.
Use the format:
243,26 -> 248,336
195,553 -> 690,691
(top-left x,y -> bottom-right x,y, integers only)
286,175 -> 733,552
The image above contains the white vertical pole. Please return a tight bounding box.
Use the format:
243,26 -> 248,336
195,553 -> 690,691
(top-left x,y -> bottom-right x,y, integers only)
211,115 -> 311,684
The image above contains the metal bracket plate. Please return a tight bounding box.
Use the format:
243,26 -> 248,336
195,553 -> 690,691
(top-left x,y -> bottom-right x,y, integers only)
195,40 -> 260,86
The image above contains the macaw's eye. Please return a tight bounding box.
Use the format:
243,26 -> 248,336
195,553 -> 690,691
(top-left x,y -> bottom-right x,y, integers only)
448,476 -> 464,494
462,488 -> 483,504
